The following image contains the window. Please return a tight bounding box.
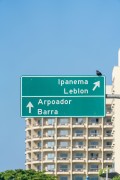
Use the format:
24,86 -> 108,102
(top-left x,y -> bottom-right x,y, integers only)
90,153 -> 98,159
75,118 -> 84,124
60,130 -> 68,136
90,130 -> 98,136
76,141 -> 83,146
37,142 -> 41,148
37,165 -> 41,171
90,118 -> 99,124
47,153 -> 54,160
75,152 -> 83,158
37,131 -> 41,137
47,130 -> 54,136
60,153 -> 68,158
106,141 -> 112,145
75,129 -> 83,136
47,141 -> 54,148
60,165 -> 68,171
73,176 -> 83,180
60,177 -> 68,180
48,118 -> 54,125
60,118 -> 68,125
36,153 -> 41,160
60,141 -> 68,147
47,164 -> 54,171
90,164 -> 98,170
75,164 -> 83,170
38,119 -> 42,125
106,130 -> 112,136
90,141 -> 98,146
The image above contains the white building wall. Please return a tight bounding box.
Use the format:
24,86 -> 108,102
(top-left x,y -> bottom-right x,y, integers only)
112,66 -> 120,173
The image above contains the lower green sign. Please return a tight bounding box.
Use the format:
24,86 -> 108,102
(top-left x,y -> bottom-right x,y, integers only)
22,96 -> 105,117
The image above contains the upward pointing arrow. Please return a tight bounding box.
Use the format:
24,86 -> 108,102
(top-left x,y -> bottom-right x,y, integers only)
92,81 -> 100,91
26,102 -> 34,113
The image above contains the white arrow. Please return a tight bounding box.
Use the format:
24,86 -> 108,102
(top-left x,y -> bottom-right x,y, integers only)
26,102 -> 34,113
92,81 -> 100,91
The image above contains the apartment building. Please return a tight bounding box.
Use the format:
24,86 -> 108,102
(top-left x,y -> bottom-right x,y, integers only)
25,85 -> 114,180
25,50 -> 120,180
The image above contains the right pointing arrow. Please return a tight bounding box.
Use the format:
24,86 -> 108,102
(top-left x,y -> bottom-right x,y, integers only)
92,81 -> 100,91
26,102 -> 34,113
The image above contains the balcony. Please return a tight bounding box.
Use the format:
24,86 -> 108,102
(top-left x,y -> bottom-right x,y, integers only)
25,136 -> 31,142
26,147 -> 31,152
43,134 -> 54,139
45,169 -> 55,174
88,123 -> 101,128
57,169 -> 69,174
89,134 -> 101,139
57,146 -> 70,151
104,145 -> 112,151
32,135 -> 41,140
43,158 -> 55,162
43,123 -> 55,128
73,122 -> 85,128
57,123 -> 70,128
104,157 -> 113,163
104,133 -> 113,139
32,146 -> 41,152
72,145 -> 86,151
88,168 -> 99,174
104,122 -> 113,128
57,157 -> 70,162
32,158 -> 41,163
26,124 -> 31,129
73,157 -> 86,162
33,123 -> 42,129
72,168 -> 85,174
88,157 -> 101,162
88,145 -> 100,151
73,133 -> 85,139
57,134 -> 70,139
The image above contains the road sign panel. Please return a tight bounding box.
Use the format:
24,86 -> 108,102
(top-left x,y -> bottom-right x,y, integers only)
21,76 -> 105,117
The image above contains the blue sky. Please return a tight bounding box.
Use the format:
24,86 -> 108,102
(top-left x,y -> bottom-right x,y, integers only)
0,0 -> 120,171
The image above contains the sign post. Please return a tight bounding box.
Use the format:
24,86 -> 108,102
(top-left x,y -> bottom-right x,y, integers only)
21,76 -> 105,117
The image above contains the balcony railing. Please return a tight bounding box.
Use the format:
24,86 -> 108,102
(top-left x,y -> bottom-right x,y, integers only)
58,157 -> 69,160
26,147 -> 31,151
43,146 -> 54,149
57,146 -> 69,149
74,133 -> 84,137
73,168 -> 84,172
57,134 -> 69,137
73,122 -> 84,125
89,168 -> 98,172
58,169 -> 69,172
33,123 -> 42,126
43,123 -> 55,126
88,145 -> 99,148
104,122 -> 112,125
89,157 -> 100,160
33,135 -> 41,138
73,145 -> 84,148
33,146 -> 41,150
105,133 -> 112,137
43,134 -> 54,137
89,133 -> 99,137
104,145 -> 112,148
73,157 -> 84,160
57,123 -> 70,126
46,169 -> 55,172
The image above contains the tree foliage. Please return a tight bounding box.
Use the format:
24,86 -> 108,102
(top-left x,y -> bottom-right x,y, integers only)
112,176 -> 120,180
0,169 -> 57,180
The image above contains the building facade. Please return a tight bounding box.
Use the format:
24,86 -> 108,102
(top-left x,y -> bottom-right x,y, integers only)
25,85 -> 114,180
25,50 -> 120,180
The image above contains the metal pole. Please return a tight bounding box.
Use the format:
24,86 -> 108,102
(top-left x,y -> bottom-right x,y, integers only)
106,166 -> 108,180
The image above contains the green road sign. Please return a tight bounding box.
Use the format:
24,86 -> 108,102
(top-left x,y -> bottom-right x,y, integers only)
21,76 -> 105,117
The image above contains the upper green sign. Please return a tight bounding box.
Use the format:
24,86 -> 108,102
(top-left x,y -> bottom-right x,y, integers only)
21,76 -> 105,117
